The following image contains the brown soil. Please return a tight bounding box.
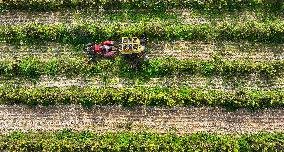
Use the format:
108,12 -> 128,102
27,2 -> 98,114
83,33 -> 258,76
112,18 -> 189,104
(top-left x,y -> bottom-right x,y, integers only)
1,41 -> 284,61
1,105 -> 284,134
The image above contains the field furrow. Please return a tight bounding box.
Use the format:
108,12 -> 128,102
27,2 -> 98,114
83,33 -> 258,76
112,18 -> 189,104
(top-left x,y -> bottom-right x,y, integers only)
1,41 -> 284,61
1,105 -> 284,134
0,10 -> 180,25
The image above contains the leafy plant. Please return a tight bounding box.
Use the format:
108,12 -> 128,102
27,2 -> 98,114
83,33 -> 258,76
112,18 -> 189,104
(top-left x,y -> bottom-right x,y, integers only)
1,131 -> 284,151
18,57 -> 41,78
1,20 -> 284,44
1,57 -> 284,79
1,85 -> 284,109
1,0 -> 283,11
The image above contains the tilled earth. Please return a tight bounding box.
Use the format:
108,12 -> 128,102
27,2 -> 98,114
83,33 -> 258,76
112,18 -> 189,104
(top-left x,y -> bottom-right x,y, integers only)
1,105 -> 284,134
1,41 -> 284,61
1,9 -> 283,25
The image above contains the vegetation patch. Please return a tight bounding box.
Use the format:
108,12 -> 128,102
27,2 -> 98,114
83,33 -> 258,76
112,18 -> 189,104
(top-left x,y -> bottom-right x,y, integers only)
1,130 -> 284,151
1,85 -> 284,109
1,0 -> 283,11
0,20 -> 283,44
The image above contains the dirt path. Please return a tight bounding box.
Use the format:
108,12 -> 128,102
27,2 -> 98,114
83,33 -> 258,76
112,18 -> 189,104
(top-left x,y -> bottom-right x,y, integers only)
1,41 -> 284,61
0,10 -> 203,25
1,9 -> 283,25
1,105 -> 284,134
0,10 -> 184,25
148,41 -> 284,60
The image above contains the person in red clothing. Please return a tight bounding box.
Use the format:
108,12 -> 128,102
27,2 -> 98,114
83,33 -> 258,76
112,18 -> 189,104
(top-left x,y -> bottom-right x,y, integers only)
87,40 -> 117,61
92,41 -> 117,57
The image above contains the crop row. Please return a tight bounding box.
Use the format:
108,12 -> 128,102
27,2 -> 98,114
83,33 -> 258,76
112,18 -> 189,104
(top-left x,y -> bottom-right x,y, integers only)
0,57 -> 283,79
1,0 -> 283,11
1,8 -> 282,26
0,20 -> 283,44
1,130 -> 284,151
1,84 -> 284,109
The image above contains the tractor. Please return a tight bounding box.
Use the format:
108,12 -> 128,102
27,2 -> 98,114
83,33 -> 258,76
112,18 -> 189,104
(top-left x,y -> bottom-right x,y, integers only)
86,35 -> 148,68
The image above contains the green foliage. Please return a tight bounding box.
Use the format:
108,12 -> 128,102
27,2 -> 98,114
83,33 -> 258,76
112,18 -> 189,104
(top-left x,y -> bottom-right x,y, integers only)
1,85 -> 284,109
0,60 -> 14,77
0,20 -> 283,44
0,131 -> 284,151
0,57 -> 283,79
19,57 -> 41,78
44,57 -> 58,77
1,0 -> 283,11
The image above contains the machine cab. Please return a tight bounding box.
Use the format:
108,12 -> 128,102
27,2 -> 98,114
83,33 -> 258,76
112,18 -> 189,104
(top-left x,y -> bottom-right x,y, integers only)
119,37 -> 144,54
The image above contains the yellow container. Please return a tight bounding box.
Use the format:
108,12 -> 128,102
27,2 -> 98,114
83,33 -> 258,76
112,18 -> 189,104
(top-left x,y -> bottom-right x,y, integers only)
120,37 -> 143,54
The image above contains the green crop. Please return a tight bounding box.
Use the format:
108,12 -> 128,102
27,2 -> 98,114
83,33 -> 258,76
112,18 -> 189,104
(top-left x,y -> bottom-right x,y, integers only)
1,85 -> 284,109
0,57 -> 283,79
1,0 -> 283,11
0,130 -> 284,151
0,20 -> 283,44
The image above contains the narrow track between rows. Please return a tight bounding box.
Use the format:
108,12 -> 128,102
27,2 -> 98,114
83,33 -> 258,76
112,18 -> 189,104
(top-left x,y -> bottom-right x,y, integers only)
1,105 -> 284,134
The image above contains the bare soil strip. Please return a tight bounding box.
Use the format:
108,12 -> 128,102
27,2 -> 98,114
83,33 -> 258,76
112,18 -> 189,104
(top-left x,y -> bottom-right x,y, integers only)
0,10 -> 182,25
0,42 -> 76,53
148,41 -> 284,60
0,10 -> 76,25
1,41 -> 284,61
179,9 -> 284,23
1,9 -> 283,25
1,105 -> 284,134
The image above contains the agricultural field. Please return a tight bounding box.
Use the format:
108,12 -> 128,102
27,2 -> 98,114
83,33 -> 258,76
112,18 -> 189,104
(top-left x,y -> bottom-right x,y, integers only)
0,0 -> 284,151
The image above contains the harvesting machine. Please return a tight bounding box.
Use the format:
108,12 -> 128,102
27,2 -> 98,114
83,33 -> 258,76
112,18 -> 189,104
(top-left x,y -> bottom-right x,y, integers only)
86,35 -> 148,63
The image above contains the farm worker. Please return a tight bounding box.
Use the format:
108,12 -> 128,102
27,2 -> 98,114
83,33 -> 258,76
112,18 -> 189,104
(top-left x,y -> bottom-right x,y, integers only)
91,40 -> 117,58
